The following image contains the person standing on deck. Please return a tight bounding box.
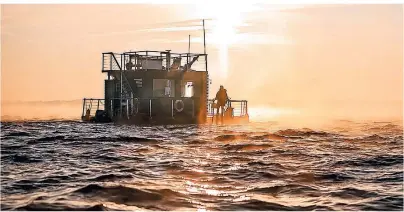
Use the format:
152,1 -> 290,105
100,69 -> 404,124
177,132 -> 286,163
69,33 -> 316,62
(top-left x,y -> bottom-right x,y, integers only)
214,85 -> 229,124
126,56 -> 135,70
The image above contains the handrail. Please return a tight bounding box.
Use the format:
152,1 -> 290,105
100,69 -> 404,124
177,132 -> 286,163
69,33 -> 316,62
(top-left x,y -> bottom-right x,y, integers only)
111,53 -> 122,70
105,97 -> 198,101
105,54 -> 135,101
83,98 -> 105,101
103,52 -> 208,72
121,71 -> 135,96
81,99 -> 106,117
111,52 -> 135,97
121,51 -> 207,56
208,99 -> 248,103
207,99 -> 248,117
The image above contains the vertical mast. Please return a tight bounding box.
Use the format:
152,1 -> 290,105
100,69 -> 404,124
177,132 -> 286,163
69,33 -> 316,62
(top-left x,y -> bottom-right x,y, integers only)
203,19 -> 208,72
187,34 -> 190,67
203,19 -> 206,54
203,19 -> 209,118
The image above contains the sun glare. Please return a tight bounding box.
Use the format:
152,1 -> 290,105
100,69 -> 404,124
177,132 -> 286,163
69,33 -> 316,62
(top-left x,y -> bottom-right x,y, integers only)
193,2 -> 259,78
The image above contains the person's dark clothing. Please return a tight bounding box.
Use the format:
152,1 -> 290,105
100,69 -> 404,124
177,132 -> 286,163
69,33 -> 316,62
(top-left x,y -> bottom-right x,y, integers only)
215,88 -> 228,107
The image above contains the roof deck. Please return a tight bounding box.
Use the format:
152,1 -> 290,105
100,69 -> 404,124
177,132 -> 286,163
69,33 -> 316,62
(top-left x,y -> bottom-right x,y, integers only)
102,50 -> 208,73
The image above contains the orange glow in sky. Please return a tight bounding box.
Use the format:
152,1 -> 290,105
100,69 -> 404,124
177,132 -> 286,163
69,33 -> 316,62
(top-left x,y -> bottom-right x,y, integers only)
1,4 -> 403,122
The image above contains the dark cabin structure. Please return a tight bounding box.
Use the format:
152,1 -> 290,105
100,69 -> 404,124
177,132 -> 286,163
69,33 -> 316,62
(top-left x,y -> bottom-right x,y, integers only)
81,50 -> 249,125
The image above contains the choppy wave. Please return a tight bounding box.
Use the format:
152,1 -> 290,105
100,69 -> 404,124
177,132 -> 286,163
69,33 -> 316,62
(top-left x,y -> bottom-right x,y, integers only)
1,121 -> 403,211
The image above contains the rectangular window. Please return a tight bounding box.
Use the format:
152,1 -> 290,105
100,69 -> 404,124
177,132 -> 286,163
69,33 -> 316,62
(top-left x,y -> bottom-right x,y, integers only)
183,81 -> 194,97
153,79 -> 175,97
141,59 -> 163,70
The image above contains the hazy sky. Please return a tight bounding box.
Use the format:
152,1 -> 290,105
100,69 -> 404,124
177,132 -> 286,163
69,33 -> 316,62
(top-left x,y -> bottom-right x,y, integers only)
1,4 -> 403,121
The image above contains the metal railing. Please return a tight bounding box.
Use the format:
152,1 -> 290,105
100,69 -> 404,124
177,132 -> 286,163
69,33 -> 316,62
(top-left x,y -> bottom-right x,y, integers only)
82,98 -> 106,117
109,97 -> 137,120
207,99 -> 248,117
106,97 -> 195,120
102,51 -> 208,72
83,97 -> 245,121
102,52 -> 122,71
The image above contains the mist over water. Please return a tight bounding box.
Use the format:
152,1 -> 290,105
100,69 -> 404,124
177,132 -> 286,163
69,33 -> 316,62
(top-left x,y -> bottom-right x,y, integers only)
1,119 -> 403,211
1,101 -> 84,122
2,100 -> 402,127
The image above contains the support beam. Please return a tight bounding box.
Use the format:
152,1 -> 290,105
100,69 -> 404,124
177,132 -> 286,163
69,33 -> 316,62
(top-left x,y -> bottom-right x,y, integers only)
82,99 -> 85,117
120,71 -> 123,118
149,99 -> 152,118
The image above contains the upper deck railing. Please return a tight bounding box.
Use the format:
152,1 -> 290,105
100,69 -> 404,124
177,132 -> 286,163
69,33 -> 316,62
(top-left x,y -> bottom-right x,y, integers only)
102,50 -> 208,73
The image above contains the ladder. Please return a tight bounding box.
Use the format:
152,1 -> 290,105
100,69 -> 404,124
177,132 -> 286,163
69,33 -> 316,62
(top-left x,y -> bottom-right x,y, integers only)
110,53 -> 136,118
114,72 -> 136,119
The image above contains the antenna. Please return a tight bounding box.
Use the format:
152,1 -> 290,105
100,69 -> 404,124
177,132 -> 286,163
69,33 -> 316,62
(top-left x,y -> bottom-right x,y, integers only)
203,19 -> 206,54
187,34 -> 190,66
202,19 -> 208,73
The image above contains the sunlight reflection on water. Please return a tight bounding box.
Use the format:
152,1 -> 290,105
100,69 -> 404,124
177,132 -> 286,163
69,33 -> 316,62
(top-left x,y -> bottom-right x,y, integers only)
1,121 -> 402,210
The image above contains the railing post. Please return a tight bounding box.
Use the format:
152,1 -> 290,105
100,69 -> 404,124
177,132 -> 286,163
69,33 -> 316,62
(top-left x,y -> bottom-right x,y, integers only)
97,100 -> 100,111
146,51 -> 148,72
166,50 -> 171,72
171,99 -> 174,118
240,101 -> 243,116
205,54 -> 208,72
82,98 -> 85,117
120,71 -> 123,118
126,99 -> 129,119
111,99 -> 113,118
135,54 -> 137,71
149,99 -> 152,118
121,53 -> 123,71
110,54 -> 112,70
89,100 -> 93,115
131,96 -> 134,116
245,101 -> 248,115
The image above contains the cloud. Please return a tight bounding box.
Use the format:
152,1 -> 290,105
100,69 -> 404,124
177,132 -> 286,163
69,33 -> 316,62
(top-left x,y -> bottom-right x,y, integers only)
87,19 -> 210,37
173,32 -> 291,45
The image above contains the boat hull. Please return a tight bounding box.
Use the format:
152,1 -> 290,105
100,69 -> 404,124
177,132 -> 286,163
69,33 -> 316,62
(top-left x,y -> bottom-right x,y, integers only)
82,114 -> 249,125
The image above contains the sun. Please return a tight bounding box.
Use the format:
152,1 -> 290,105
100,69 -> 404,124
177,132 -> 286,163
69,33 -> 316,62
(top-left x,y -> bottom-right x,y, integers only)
192,2 -> 257,78
209,7 -> 241,78
208,4 -> 242,46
